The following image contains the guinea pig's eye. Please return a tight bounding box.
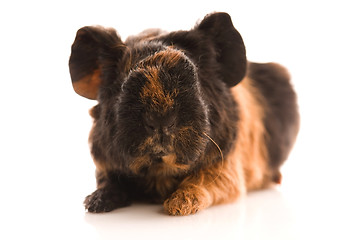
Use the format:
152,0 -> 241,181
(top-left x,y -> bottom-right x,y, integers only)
145,123 -> 155,131
144,118 -> 156,133
168,122 -> 175,129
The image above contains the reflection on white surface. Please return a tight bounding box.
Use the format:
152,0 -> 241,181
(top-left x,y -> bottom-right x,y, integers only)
1,0 -> 361,239
82,189 -> 297,240
2,180 -> 360,240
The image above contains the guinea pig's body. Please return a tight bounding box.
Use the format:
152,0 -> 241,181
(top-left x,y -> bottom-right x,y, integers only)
69,12 -> 299,215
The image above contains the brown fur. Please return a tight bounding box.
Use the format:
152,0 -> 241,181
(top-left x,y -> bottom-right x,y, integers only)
130,153 -> 190,176
163,76 -> 274,215
147,48 -> 184,68
131,154 -> 191,201
232,77 -> 271,190
129,155 -> 152,174
72,69 -> 101,99
164,139 -> 244,215
139,67 -> 177,112
138,49 -> 184,112
176,126 -> 205,158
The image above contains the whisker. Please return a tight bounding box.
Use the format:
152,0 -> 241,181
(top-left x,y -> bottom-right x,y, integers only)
203,132 -> 224,186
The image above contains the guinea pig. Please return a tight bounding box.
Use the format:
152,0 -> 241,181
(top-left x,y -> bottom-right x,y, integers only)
69,12 -> 299,216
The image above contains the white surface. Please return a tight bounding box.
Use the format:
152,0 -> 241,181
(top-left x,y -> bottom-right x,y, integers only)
1,1 -> 361,239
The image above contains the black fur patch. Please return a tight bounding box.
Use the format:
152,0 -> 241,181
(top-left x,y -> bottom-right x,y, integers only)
248,62 -> 300,173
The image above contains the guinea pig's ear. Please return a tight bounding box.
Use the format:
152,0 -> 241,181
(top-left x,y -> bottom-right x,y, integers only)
69,26 -> 124,99
197,12 -> 247,87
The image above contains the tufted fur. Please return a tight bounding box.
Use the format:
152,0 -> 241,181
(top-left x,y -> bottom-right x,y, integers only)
69,12 -> 299,215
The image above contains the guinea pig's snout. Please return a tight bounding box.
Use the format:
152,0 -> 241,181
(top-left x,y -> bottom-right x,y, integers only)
144,118 -> 175,156
145,120 -> 174,135
152,128 -> 173,148
150,135 -> 173,158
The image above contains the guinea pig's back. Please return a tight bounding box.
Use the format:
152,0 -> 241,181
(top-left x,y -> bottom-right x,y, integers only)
247,62 -> 300,180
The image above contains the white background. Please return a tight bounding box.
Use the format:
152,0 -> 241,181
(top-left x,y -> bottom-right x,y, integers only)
1,0 -> 360,239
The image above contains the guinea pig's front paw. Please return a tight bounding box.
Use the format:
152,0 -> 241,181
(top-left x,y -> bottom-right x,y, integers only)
84,187 -> 131,213
164,188 -> 209,216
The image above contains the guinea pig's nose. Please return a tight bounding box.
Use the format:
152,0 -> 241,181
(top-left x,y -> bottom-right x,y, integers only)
151,150 -> 167,161
145,118 -> 175,134
157,151 -> 166,157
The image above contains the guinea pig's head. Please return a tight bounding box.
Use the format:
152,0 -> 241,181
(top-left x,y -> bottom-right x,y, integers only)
69,12 -> 246,174
69,28 -> 210,173
117,47 -> 210,167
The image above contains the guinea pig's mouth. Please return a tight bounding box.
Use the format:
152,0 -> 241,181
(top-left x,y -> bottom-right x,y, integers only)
152,151 -> 166,157
149,144 -> 174,158
152,157 -> 164,164
150,151 -> 168,161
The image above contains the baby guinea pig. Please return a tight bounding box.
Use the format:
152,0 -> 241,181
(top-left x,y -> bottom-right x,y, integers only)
69,12 -> 299,216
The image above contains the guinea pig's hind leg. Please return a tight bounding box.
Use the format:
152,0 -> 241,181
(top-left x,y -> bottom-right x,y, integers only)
84,171 -> 131,213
